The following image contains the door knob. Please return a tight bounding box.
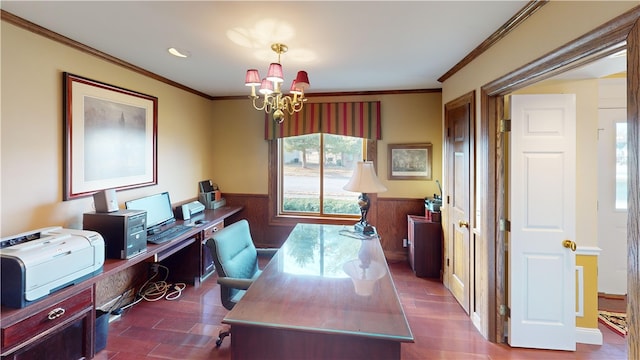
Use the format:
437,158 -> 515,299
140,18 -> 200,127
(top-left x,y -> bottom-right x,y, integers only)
562,239 -> 577,252
458,220 -> 469,228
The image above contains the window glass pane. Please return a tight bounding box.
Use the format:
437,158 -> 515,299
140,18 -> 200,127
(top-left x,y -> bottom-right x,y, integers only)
280,133 -> 363,217
615,122 -> 627,210
282,134 -> 320,213
323,134 -> 363,215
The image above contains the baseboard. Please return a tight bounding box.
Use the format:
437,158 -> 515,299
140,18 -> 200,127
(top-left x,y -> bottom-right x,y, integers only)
598,292 -> 627,300
576,326 -> 603,345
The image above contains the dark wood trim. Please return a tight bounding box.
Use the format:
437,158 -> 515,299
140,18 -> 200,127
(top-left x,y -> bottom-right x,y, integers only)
1,10 -> 215,100
438,1 -> 548,83
267,138 -> 378,228
2,9 -> 442,101
210,88 -> 442,101
479,89 -> 500,342
479,5 -> 640,347
483,6 -> 639,96
627,14 -> 639,360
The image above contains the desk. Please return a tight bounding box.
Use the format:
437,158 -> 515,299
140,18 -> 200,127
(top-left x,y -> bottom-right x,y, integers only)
0,206 -> 242,359
223,223 -> 414,360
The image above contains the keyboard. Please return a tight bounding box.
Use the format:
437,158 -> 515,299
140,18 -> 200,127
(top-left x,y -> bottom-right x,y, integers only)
147,225 -> 192,244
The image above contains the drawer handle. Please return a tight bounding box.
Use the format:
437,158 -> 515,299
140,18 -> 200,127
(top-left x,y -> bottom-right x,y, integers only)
47,307 -> 66,320
212,226 -> 219,232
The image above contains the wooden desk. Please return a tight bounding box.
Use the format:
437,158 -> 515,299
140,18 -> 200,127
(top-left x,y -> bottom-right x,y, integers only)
223,223 -> 414,360
0,206 -> 242,359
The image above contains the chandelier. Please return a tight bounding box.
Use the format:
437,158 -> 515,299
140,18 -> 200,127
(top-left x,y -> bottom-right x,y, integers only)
245,43 -> 310,123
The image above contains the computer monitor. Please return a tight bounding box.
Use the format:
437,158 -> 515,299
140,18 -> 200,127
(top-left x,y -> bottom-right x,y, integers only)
125,192 -> 175,234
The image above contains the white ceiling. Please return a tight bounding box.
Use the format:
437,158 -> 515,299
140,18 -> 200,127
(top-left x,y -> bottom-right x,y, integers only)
2,1 -> 626,98
2,0 -> 536,97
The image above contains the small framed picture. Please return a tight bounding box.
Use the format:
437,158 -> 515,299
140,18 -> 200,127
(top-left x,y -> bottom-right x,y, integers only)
388,143 -> 432,180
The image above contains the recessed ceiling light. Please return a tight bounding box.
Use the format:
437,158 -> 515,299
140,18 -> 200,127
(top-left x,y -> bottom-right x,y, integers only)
168,47 -> 190,58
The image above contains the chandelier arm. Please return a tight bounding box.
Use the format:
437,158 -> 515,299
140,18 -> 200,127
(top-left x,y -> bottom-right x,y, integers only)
251,96 -> 268,112
291,100 -> 305,113
246,43 -> 309,121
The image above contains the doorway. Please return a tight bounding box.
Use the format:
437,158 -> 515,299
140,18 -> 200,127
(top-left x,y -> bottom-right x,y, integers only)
480,10 -> 638,355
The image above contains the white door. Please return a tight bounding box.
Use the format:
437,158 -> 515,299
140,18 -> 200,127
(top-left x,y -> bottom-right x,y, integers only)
597,108 -> 628,295
508,94 -> 577,351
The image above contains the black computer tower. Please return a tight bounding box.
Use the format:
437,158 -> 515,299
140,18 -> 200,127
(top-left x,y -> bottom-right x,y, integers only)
83,210 -> 147,259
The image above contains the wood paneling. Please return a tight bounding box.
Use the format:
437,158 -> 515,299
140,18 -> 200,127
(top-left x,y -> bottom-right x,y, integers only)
375,198 -> 425,261
224,193 -> 425,262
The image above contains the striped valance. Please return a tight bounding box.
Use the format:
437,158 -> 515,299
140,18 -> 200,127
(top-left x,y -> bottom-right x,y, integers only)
264,101 -> 381,140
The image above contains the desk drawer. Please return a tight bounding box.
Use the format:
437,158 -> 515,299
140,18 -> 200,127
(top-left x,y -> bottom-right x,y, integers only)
203,221 -> 223,242
1,287 -> 92,351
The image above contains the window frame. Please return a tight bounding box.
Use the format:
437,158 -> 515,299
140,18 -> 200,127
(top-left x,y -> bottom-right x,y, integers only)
269,137 -> 378,226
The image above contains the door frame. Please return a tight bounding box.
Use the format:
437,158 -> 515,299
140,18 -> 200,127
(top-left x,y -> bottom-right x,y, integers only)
478,7 -> 640,354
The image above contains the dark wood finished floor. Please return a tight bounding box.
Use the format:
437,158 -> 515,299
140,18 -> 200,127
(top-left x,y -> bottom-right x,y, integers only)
96,261 -> 627,360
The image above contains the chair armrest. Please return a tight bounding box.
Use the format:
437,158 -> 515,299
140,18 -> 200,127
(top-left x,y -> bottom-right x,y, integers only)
217,277 -> 254,290
257,248 -> 278,258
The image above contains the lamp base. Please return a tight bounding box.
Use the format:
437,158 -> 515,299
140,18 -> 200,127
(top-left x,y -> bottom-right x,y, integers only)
354,222 -> 376,235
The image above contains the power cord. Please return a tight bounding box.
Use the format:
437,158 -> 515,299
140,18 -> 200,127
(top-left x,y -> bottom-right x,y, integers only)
117,263 -> 187,312
138,263 -> 186,301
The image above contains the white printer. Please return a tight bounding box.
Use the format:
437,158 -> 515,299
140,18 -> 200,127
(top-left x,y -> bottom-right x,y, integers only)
0,226 -> 105,308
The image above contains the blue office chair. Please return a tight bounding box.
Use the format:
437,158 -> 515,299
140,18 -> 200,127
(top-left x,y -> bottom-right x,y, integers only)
205,219 -> 277,347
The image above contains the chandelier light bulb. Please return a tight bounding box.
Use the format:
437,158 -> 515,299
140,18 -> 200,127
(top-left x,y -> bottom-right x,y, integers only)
245,43 -> 310,123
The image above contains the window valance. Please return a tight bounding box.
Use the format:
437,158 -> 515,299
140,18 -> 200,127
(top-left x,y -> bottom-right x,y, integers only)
264,101 -> 381,140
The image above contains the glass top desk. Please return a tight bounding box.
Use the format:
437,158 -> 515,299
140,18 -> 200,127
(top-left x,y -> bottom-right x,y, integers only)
223,223 -> 414,359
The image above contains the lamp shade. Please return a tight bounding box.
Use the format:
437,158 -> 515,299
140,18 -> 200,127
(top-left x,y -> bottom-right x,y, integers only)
266,63 -> 284,83
290,80 -> 304,95
259,78 -> 274,95
343,161 -> 387,193
245,69 -> 261,86
294,71 -> 310,90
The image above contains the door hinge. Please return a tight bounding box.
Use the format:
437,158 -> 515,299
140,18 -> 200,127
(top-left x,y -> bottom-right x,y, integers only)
499,119 -> 511,133
499,218 -> 510,232
446,258 -> 450,267
499,304 -> 510,317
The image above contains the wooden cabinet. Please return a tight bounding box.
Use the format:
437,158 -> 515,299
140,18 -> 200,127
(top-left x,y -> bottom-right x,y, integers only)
407,215 -> 442,278
200,220 -> 223,280
1,206 -> 243,359
1,285 -> 94,359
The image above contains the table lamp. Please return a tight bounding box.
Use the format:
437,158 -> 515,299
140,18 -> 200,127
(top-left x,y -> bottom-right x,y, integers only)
343,161 -> 387,235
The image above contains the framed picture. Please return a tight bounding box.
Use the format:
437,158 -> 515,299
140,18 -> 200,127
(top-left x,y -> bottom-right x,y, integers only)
388,143 -> 432,180
63,72 -> 158,200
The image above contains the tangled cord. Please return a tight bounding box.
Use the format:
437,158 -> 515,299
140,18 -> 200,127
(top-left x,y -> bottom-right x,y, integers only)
139,264 -> 186,301
120,264 -> 186,311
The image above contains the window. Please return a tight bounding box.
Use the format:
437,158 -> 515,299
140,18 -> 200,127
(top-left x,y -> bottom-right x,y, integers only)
278,133 -> 364,218
615,122 -> 627,210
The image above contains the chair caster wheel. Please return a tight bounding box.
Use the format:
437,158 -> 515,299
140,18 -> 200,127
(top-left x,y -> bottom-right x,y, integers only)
216,337 -> 223,347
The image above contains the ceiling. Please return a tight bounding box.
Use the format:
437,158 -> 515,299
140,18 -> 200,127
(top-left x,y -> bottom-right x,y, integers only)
2,0 -> 537,97
2,1 -> 627,98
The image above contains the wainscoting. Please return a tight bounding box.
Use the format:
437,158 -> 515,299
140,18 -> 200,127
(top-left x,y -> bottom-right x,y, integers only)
223,193 -> 426,261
